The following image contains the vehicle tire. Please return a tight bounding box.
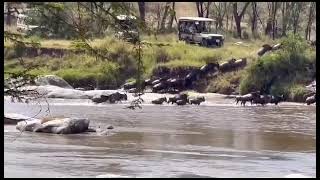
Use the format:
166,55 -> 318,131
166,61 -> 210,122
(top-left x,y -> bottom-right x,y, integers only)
201,39 -> 208,47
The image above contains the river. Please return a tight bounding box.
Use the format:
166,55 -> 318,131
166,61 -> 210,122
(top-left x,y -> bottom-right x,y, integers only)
4,93 -> 316,178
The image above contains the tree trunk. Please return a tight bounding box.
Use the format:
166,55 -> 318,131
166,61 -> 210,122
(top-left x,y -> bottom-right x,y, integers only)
167,2 -> 175,31
251,2 -> 257,38
156,4 -> 161,31
271,2 -> 279,40
205,2 -> 211,18
281,2 -> 287,36
292,2 -> 303,35
233,2 -> 250,38
138,2 -> 145,24
6,2 -> 12,26
160,2 -> 170,32
196,2 -> 204,17
305,2 -> 315,40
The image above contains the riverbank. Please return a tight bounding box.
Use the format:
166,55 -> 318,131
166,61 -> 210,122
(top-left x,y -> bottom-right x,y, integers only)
4,34 -> 315,102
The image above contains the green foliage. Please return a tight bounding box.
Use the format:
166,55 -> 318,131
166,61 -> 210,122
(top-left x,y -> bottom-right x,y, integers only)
280,33 -> 308,57
239,34 -> 314,98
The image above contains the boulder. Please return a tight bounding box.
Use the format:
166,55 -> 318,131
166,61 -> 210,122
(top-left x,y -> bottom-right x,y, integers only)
36,75 -> 73,89
16,117 -> 90,134
4,113 -> 38,125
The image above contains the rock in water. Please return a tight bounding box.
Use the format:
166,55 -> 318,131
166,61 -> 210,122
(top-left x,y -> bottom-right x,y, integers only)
4,113 -> 38,125
16,117 -> 90,134
36,75 -> 73,89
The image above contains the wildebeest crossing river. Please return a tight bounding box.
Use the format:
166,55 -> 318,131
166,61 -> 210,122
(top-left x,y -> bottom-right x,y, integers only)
4,93 -> 316,178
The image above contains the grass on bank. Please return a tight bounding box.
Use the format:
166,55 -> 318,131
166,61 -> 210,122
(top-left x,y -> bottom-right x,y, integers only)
8,33 -> 312,95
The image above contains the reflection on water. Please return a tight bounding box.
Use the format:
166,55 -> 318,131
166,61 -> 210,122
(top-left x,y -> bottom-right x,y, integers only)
4,97 -> 316,178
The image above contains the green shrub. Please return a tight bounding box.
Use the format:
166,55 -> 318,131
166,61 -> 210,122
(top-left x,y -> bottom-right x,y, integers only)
239,34 -> 313,96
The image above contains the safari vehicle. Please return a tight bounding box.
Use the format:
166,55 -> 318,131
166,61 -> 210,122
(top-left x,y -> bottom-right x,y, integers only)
115,15 -> 139,43
178,17 -> 224,47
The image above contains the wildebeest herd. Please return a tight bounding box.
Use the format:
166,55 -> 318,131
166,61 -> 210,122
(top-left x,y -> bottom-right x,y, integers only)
235,91 -> 317,106
123,62 -> 220,94
235,91 -> 285,106
91,92 -> 127,104
151,93 -> 205,106
122,58 -> 247,94
89,90 -> 316,106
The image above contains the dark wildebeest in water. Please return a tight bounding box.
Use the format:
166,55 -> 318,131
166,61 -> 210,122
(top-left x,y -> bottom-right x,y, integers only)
92,95 -> 109,104
176,99 -> 188,105
235,91 -> 260,106
168,93 -> 188,104
252,94 -> 285,106
152,97 -> 167,105
108,92 -> 128,103
189,96 -> 205,105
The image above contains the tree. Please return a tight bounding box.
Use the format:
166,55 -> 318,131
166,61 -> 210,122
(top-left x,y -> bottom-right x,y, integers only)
291,2 -> 304,35
250,2 -> 258,38
5,2 -> 22,26
281,2 -> 292,36
212,2 -> 227,31
138,2 -> 145,24
305,2 -> 316,40
160,2 -> 171,32
196,2 -> 211,18
5,2 -> 147,109
167,2 -> 176,31
271,2 -> 279,40
233,2 -> 250,38
196,2 -> 204,17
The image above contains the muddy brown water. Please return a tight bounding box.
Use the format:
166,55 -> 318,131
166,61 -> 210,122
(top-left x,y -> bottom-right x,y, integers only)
4,94 -> 316,178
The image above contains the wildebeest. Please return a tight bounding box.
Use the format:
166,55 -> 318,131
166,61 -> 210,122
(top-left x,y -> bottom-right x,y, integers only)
235,91 -> 260,106
270,95 -> 285,105
189,96 -> 205,105
92,94 -> 109,103
176,99 -> 188,105
257,44 -> 273,56
272,43 -> 282,51
168,93 -> 189,104
305,94 -> 316,105
92,92 -> 127,104
167,78 -> 185,91
152,82 -> 168,92
144,79 -> 153,87
185,69 -> 202,88
199,63 -> 219,77
123,81 -> 136,90
252,95 -> 271,106
128,88 -> 137,93
219,58 -> 236,72
234,58 -> 247,69
151,78 -> 167,85
151,97 -> 167,105
252,94 -> 285,106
